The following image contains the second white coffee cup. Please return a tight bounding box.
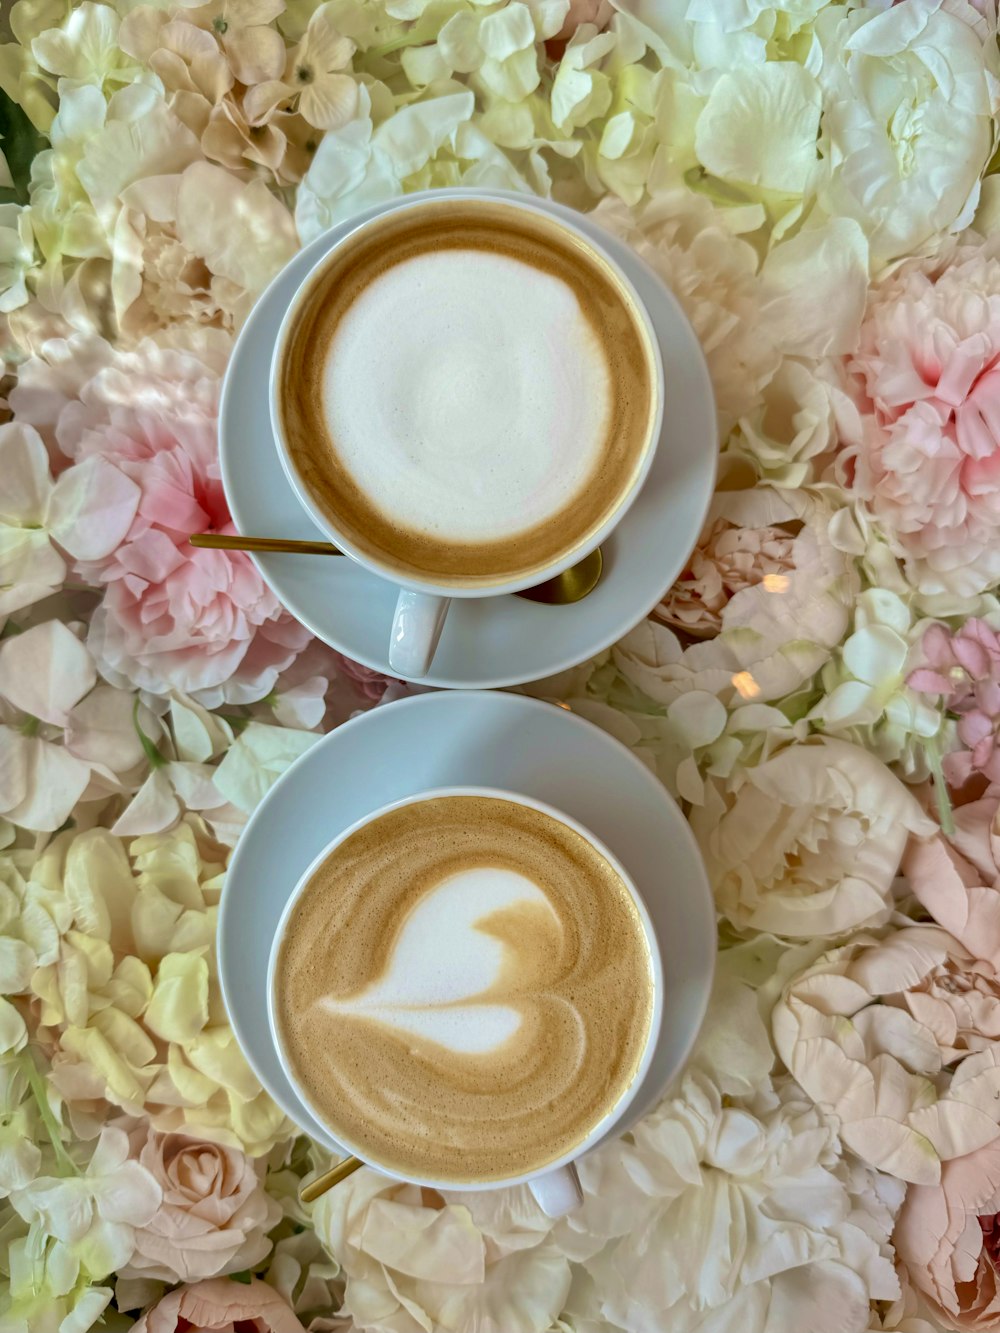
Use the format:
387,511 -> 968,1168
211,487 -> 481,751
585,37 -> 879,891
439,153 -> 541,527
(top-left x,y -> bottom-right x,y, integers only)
267,786 -> 664,1218
269,192 -> 665,679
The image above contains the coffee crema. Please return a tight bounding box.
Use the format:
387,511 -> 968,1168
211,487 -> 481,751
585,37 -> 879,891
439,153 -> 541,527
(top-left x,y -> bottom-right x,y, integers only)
274,795 -> 655,1183
276,200 -> 656,587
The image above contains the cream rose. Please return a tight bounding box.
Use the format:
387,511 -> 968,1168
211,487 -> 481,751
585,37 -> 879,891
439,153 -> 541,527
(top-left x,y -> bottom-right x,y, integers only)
120,1126 -> 281,1283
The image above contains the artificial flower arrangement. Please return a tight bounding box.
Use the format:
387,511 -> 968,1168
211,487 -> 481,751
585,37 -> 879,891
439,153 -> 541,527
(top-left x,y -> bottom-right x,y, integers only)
3,0 -> 1000,1329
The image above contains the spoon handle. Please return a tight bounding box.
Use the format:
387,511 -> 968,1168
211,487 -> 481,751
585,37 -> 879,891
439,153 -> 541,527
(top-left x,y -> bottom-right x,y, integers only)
299,1155 -> 363,1203
190,533 -> 343,556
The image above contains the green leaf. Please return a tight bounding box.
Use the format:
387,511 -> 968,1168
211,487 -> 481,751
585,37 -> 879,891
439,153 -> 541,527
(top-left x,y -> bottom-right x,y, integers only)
0,88 -> 47,206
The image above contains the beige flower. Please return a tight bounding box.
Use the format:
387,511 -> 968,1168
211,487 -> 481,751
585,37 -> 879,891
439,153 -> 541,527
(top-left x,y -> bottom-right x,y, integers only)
181,0 -> 287,86
772,927 -> 1000,1186
121,1125 -> 281,1283
118,10 -> 234,108
244,4 -> 358,131
654,517 -> 796,638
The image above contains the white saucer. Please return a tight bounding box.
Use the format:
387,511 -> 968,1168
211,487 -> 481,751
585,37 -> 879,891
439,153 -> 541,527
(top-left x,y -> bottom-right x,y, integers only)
217,690 -> 715,1155
219,188 -> 716,689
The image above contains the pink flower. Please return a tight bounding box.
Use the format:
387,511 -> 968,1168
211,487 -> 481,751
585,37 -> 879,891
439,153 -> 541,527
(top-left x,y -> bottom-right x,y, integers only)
552,0 -> 613,40
121,1127 -> 282,1284
330,652 -> 395,702
132,1277 -> 306,1333
909,620 -> 1000,786
895,1138 -> 1000,1330
11,331 -> 310,705
841,233 -> 1000,599
653,518 -> 796,638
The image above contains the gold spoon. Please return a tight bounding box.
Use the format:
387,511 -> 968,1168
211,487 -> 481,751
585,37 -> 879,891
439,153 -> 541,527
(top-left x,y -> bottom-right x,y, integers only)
189,534 -> 603,605
300,1155 -> 364,1203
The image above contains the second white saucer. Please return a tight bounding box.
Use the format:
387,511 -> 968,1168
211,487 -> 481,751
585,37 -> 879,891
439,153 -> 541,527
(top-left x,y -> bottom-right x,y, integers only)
217,690 -> 716,1154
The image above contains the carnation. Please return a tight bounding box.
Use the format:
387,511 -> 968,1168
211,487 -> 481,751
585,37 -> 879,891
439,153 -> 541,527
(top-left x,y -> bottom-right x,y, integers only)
842,232 -> 1000,601
10,329 -> 311,705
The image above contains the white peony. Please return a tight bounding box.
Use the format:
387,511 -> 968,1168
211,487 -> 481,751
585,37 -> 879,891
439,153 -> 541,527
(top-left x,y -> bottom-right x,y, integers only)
690,736 -> 936,937
311,1169 -> 569,1333
815,0 -> 1000,265
555,1071 -> 903,1333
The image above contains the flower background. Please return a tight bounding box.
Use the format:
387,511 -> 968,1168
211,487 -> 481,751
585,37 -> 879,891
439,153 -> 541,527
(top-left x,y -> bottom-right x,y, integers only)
4,0 -> 1000,1328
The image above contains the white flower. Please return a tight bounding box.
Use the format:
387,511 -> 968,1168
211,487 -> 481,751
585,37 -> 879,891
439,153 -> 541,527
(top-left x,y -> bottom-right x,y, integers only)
591,190 -> 780,435
690,736 -> 936,937
0,1234 -> 113,1333
212,721 -> 320,815
31,2 -> 143,93
551,25 -> 616,131
732,358 -> 847,488
555,1071 -> 903,1333
244,1 -> 359,130
295,83 -> 477,240
312,1169 -> 569,1333
808,588 -> 941,770
11,1126 -> 160,1279
815,0 -> 1000,265
0,204 -> 36,312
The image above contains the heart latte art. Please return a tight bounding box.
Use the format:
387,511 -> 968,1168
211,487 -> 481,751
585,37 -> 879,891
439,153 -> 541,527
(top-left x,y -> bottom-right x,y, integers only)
273,796 -> 655,1183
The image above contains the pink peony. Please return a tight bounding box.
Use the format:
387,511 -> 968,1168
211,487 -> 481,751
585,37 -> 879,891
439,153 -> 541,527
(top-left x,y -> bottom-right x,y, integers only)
653,517 -> 796,638
121,1128 -> 282,1284
909,620 -> 1000,786
132,1277 -> 306,1333
11,330 -> 310,705
895,1138 -> 1000,1330
841,233 -> 1000,599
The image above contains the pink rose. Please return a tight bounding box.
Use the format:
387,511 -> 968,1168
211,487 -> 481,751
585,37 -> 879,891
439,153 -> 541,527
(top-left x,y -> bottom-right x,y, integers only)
895,1139 -> 1000,1330
653,517 -> 796,638
132,1277 -> 306,1333
121,1128 -> 281,1284
841,233 -> 1000,599
11,330 -> 310,706
330,651 -> 395,702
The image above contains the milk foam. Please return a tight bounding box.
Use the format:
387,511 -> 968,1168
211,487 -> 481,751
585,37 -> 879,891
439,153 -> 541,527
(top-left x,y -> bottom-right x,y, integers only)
321,250 -> 612,543
319,867 -> 553,1053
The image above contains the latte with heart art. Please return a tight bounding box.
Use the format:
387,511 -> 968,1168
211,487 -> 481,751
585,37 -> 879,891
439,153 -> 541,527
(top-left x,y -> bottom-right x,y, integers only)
273,795 -> 655,1183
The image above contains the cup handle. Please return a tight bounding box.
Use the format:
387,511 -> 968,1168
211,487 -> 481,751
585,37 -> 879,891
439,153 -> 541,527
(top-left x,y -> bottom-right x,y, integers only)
389,589 -> 450,678
528,1164 -> 583,1217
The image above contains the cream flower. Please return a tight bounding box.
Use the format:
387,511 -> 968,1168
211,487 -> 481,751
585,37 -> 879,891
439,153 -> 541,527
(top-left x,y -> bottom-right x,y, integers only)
591,190 -> 780,435
121,1127 -> 281,1283
772,928 -> 1000,1184
815,0 -> 999,265
0,1234 -> 113,1333
244,3 -> 358,130
556,1072 -> 902,1333
311,1169 -> 569,1333
690,737 -> 936,937
11,1125 -> 161,1279
33,819 -> 292,1153
31,2 -> 144,93
0,203 -> 35,313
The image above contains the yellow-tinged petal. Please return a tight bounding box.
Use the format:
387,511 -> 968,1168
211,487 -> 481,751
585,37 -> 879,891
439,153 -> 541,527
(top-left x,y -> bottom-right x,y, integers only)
143,951 -> 209,1043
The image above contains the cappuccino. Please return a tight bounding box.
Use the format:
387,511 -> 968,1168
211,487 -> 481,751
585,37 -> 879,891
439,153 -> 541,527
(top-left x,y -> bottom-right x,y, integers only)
273,795 -> 655,1184
276,200 -> 657,587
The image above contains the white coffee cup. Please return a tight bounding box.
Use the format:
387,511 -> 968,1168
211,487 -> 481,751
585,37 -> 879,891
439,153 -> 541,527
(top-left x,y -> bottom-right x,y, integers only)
269,193 -> 665,680
267,786 -> 664,1217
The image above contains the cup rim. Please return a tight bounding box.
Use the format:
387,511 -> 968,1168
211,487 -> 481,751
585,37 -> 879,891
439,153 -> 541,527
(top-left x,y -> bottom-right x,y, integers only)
266,783 -> 665,1192
268,192 -> 666,599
